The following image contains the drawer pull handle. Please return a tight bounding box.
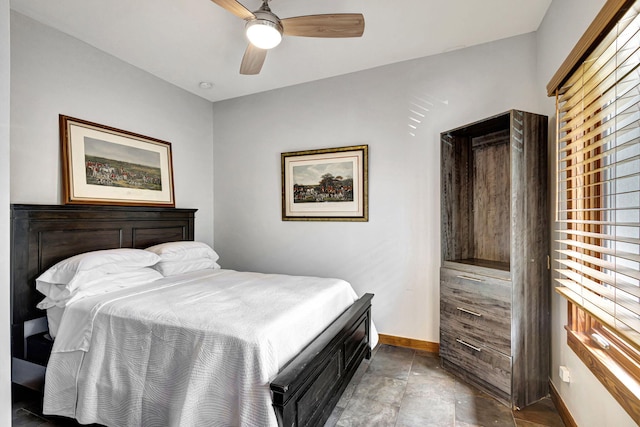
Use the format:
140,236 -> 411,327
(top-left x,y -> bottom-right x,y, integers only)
456,275 -> 483,283
457,307 -> 482,317
456,338 -> 482,352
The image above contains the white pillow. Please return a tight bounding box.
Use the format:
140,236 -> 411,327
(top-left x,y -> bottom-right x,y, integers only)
145,241 -> 219,263
37,267 -> 163,309
37,248 -> 161,287
153,258 -> 220,277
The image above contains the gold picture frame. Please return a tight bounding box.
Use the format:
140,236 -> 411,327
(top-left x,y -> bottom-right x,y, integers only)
281,145 -> 368,221
60,115 -> 175,207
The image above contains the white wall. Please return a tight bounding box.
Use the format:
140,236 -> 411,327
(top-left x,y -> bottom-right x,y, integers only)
10,12 -> 215,245
537,1 -> 636,426
212,33 -> 540,342
1,0 -> 11,424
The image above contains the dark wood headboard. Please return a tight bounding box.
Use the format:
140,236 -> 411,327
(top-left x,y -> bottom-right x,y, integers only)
10,204 -> 197,331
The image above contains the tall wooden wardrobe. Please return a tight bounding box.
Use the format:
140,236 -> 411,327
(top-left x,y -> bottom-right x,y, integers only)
439,110 -> 550,409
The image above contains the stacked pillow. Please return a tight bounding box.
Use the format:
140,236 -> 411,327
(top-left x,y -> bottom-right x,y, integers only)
144,241 -> 220,276
35,242 -> 221,337
36,248 -> 163,309
35,248 -> 164,338
36,242 -> 221,305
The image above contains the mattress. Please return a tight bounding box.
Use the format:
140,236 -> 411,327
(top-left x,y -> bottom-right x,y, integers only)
43,268 -> 377,426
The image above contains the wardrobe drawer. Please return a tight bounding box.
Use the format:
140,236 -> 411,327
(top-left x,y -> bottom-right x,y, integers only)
440,299 -> 510,354
440,331 -> 512,396
440,268 -> 511,336
441,267 -> 512,302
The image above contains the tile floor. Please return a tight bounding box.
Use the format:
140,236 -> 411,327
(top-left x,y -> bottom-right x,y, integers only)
12,344 -> 565,427
325,345 -> 564,427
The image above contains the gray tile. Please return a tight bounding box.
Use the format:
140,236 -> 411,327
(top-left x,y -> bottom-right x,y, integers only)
11,408 -> 66,427
370,343 -> 381,358
366,344 -> 415,381
12,408 -> 57,427
408,357 -> 457,398
336,384 -> 355,410
411,352 -> 452,380
337,358 -> 370,409
454,378 -> 486,399
351,373 -> 407,407
336,396 -> 400,427
405,372 -> 456,401
376,344 -> 414,358
324,406 -> 344,427
455,392 -> 516,427
396,387 -> 456,427
410,350 -> 440,370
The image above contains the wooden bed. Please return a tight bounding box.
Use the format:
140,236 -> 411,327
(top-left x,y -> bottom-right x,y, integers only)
10,204 -> 373,427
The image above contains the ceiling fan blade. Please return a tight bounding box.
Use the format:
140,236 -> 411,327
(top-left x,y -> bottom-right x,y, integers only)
281,14 -> 365,38
210,0 -> 255,20
240,44 -> 267,75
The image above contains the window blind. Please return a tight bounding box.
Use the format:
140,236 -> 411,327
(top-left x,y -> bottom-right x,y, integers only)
555,1 -> 640,350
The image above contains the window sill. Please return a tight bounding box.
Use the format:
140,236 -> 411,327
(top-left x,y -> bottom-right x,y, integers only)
566,327 -> 640,424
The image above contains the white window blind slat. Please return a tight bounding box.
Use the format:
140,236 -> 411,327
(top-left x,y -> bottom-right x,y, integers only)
557,228 -> 640,246
557,238 -> 640,264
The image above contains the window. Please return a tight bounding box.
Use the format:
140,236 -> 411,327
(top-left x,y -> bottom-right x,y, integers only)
550,0 -> 640,422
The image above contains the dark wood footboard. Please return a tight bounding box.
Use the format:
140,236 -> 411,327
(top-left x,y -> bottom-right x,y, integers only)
271,293 -> 373,427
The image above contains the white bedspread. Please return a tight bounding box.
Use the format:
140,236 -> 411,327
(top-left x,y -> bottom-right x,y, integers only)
43,269 -> 377,427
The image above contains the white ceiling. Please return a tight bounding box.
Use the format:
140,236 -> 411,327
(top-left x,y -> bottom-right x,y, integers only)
10,0 -> 552,102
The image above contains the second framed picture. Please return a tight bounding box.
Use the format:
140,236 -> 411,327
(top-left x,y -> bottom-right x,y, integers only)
281,145 -> 368,221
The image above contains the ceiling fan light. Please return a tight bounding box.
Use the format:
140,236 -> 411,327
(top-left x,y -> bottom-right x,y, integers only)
246,19 -> 282,50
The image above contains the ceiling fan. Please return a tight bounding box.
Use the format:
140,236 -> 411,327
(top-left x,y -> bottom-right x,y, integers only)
211,0 -> 365,75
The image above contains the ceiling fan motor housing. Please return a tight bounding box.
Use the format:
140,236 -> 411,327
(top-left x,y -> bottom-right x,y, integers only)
249,10 -> 282,33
